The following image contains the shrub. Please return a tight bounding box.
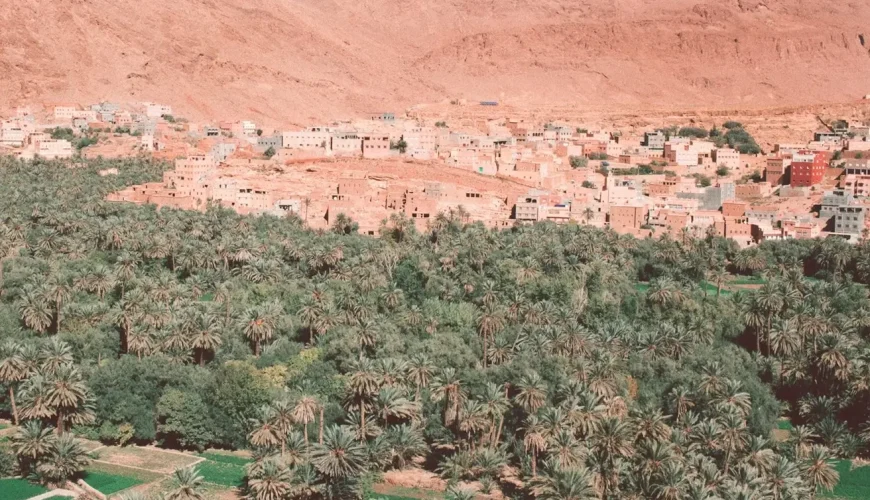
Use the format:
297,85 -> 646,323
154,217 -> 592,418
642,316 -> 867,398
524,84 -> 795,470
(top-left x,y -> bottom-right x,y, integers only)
569,156 -> 588,169
581,180 -> 596,189
263,147 -> 276,159
723,121 -> 743,129
716,166 -> 730,177
677,126 -> 708,138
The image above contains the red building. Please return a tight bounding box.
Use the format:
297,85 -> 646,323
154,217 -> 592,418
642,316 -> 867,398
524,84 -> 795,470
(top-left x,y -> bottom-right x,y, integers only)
790,152 -> 828,187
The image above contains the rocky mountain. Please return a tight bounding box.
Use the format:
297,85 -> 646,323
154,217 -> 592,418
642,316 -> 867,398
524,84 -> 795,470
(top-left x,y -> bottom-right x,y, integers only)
2,0 -> 868,122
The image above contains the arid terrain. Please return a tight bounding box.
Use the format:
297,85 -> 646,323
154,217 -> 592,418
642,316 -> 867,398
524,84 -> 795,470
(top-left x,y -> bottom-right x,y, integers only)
2,0 -> 869,125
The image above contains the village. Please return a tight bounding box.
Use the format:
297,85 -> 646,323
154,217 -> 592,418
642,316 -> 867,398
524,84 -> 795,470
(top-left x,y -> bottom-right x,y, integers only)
2,101 -> 870,246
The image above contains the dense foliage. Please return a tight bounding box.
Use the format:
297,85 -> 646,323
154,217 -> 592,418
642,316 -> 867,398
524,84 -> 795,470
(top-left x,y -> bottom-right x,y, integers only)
0,157 -> 868,499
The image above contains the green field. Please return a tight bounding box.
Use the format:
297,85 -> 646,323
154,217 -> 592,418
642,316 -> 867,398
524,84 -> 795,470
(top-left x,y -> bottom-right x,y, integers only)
730,276 -> 766,285
824,461 -> 870,499
197,452 -> 251,487
83,469 -> 143,495
0,478 -> 48,500
777,419 -> 794,431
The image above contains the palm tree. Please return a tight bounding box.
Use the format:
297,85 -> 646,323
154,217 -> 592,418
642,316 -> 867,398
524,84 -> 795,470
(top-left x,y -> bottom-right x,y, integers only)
756,283 -> 784,356
476,304 -> 504,368
249,406 -> 281,450
406,354 -> 435,401
240,303 -> 279,356
269,399 -> 296,457
706,265 -> 729,300
18,284 -> 52,334
529,462 -> 598,500
515,371 -> 548,415
165,466 -> 206,500
522,415 -> 547,478
346,358 -> 379,439
431,367 -> 463,428
375,387 -> 419,426
43,272 -> 71,333
310,425 -> 367,478
190,313 -> 223,366
35,434 -> 89,485
45,363 -> 91,434
385,424 -> 427,469
801,445 -> 838,497
247,457 -> 292,500
12,421 -> 56,474
0,341 -> 27,424
292,396 -> 319,450
592,417 -> 635,497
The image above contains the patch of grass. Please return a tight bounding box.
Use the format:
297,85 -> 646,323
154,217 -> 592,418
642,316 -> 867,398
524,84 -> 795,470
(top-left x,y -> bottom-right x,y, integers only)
823,460 -> 870,499
196,452 -> 251,487
83,469 -> 143,495
701,281 -> 732,296
97,445 -> 201,474
199,292 -> 214,302
0,478 -> 49,500
777,419 -> 794,431
730,276 -> 766,285
371,484 -> 444,500
635,282 -> 650,292
87,461 -> 164,483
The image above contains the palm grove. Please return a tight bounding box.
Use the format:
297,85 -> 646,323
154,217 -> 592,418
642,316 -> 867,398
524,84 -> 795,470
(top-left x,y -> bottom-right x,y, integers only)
0,156 -> 868,499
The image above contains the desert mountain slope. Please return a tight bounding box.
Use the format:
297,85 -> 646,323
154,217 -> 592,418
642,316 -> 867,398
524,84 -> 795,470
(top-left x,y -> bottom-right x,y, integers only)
1,0 -> 868,122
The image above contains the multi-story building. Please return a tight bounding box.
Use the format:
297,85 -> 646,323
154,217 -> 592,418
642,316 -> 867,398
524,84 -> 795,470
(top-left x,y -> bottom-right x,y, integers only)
609,205 -> 647,231
643,131 -> 666,150
844,158 -> 870,175
37,139 -> 73,159
712,148 -> 740,169
765,157 -> 790,185
835,205 -> 867,235
821,189 -> 855,218
789,152 -> 827,187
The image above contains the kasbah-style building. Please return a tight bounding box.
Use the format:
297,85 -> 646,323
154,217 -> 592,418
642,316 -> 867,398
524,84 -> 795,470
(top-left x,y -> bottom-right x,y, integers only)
3,101 -> 870,245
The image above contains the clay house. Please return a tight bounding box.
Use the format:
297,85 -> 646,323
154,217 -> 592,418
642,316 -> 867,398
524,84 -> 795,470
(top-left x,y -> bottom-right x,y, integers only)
367,113 -> 396,122
841,175 -> 870,197
333,134 -> 363,157
789,152 -> 827,187
144,103 -> 172,118
782,219 -> 820,239
283,129 -> 331,150
643,131 -> 667,150
361,134 -> 391,159
834,205 -> 867,235
37,139 -> 73,159
403,127 -> 438,154
712,148 -> 740,169
0,123 -> 26,147
765,157 -> 790,185
746,205 -> 782,225
53,106 -> 78,121
256,134 -> 282,152
735,183 -> 772,199
844,158 -> 870,175
115,111 -> 133,127
722,201 -> 749,218
752,223 -> 786,243
555,143 -> 584,159
514,194 -> 544,223
820,188 -> 855,218
609,205 -> 648,231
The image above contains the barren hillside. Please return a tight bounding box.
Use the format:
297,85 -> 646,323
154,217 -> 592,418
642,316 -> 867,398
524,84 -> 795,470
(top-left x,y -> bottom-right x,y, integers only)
1,0 -> 868,123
